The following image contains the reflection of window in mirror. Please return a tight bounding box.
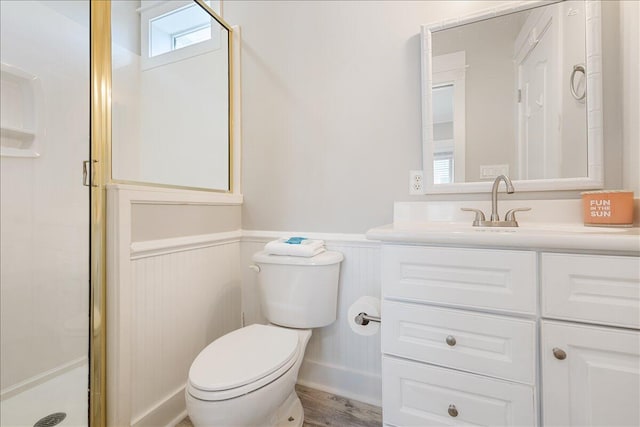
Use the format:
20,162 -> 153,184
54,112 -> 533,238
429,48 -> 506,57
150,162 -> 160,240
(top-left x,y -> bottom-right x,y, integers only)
432,51 -> 466,183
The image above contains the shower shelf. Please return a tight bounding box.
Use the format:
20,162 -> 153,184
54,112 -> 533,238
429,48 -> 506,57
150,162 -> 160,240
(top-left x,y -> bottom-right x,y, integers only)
1,63 -> 42,158
0,125 -> 39,157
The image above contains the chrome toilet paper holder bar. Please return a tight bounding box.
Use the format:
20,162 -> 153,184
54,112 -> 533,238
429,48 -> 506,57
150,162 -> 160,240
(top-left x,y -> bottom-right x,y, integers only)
354,312 -> 381,326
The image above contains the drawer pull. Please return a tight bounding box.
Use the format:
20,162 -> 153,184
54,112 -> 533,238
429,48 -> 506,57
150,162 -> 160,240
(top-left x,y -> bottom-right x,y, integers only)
448,404 -> 459,417
446,335 -> 457,346
552,347 -> 567,360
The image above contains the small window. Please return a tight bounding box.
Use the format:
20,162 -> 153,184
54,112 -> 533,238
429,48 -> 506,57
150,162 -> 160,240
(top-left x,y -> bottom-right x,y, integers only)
141,0 -> 221,70
149,3 -> 212,57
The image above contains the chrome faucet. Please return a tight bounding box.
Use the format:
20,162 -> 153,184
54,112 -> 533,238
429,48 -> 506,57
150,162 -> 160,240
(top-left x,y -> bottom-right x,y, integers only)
461,175 -> 530,227
490,175 -> 514,221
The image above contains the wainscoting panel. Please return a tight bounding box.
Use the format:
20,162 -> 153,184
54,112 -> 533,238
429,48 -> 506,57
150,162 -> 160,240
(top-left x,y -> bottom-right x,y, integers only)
129,242 -> 241,426
107,186 -> 243,427
242,232 -> 382,406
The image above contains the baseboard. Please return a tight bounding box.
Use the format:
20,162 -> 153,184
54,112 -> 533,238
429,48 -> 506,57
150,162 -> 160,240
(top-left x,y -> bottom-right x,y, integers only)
165,410 -> 188,427
132,384 -> 186,427
297,359 -> 382,408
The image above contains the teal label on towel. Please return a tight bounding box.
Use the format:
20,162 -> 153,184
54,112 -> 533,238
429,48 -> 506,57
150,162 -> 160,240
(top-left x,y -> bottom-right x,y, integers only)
285,237 -> 307,244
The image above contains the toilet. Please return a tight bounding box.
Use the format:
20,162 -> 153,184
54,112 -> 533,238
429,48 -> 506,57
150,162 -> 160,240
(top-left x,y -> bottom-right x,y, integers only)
185,249 -> 344,427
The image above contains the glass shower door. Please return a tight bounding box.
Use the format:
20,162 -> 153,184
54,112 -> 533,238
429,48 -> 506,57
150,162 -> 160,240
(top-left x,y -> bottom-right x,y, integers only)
0,1 -> 90,426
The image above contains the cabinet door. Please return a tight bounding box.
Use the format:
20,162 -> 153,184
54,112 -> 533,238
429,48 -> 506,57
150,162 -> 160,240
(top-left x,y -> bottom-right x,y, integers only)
542,321 -> 640,427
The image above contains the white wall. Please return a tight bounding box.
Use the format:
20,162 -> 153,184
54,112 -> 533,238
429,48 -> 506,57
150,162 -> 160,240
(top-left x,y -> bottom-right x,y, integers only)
226,0 -> 638,234
0,0 -> 89,393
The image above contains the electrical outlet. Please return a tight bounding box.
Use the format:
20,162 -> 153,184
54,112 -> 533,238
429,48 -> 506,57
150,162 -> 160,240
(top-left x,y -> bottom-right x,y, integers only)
409,170 -> 424,195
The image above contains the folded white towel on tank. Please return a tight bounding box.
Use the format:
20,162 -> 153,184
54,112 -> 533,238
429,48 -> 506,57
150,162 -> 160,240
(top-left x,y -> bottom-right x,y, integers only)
264,237 -> 325,257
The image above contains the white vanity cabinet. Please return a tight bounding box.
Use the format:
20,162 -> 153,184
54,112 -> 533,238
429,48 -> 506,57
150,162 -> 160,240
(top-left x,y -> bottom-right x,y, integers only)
380,244 -> 640,427
380,245 -> 538,426
540,253 -> 640,427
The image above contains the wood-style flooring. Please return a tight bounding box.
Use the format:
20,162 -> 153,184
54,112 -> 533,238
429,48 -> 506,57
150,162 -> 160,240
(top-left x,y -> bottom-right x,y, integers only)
177,384 -> 382,427
296,384 -> 382,427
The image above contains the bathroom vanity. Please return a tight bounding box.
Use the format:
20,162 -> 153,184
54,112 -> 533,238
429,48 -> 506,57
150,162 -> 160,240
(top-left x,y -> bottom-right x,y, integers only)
367,201 -> 640,427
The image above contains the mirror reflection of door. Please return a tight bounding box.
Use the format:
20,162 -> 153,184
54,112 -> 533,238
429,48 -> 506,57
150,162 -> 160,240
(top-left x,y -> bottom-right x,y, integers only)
516,7 -> 561,180
432,84 -> 454,184
432,51 -> 466,184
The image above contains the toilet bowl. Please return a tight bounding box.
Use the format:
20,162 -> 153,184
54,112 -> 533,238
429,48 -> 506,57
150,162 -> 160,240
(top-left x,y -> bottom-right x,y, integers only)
186,250 -> 343,427
186,324 -> 311,427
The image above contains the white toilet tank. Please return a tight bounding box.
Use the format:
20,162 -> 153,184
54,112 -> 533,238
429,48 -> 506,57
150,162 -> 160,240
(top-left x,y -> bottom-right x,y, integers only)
252,250 -> 344,328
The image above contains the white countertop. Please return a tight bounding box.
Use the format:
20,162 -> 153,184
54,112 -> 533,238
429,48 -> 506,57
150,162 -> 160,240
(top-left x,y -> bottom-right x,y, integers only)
366,222 -> 640,254
366,200 -> 640,254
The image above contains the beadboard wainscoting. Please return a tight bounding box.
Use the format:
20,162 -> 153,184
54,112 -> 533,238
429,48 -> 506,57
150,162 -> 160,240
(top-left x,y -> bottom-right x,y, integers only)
242,231 -> 383,407
107,185 -> 243,427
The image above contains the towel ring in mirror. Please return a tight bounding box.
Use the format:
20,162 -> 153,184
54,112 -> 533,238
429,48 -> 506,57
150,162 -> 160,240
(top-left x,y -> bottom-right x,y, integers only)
570,64 -> 586,101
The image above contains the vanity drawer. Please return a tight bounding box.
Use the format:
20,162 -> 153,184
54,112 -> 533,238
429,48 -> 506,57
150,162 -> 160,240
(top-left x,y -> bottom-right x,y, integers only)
382,300 -> 536,384
382,246 -> 537,314
542,253 -> 640,329
382,356 -> 536,427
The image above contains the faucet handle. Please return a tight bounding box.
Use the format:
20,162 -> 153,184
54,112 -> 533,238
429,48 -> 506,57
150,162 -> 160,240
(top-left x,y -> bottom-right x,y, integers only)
504,207 -> 531,224
461,208 -> 486,226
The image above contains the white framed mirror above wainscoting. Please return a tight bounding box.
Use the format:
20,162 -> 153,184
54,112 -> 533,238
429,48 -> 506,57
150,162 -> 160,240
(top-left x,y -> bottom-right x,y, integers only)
420,0 -> 604,194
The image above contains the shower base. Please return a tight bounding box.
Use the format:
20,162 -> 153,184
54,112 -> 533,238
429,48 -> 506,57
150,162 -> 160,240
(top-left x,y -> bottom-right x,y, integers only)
0,364 -> 88,427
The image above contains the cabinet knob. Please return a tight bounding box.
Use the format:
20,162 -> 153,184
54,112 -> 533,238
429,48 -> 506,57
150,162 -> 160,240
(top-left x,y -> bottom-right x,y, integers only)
448,404 -> 459,417
446,335 -> 457,346
552,347 -> 567,360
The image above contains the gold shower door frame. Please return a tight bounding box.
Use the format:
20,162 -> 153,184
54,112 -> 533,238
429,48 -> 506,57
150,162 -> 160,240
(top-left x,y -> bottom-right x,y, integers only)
89,1 -> 234,425
90,1 -> 110,426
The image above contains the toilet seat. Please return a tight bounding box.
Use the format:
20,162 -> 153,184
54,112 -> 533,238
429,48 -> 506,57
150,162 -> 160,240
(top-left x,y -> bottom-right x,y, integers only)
187,324 -> 300,401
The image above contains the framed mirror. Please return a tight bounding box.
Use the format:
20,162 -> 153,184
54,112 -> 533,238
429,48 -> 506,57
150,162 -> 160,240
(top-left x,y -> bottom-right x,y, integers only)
111,0 -> 232,192
421,0 -> 603,194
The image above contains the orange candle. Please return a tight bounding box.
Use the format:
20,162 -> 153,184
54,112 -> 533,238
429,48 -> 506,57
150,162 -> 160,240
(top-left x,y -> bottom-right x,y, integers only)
582,191 -> 634,227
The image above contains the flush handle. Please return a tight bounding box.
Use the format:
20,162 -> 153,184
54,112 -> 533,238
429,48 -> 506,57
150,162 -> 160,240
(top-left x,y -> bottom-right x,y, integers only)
248,264 -> 261,273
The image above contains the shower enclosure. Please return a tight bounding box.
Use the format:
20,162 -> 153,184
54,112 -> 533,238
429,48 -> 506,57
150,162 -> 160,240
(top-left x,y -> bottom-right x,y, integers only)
0,1 -> 97,425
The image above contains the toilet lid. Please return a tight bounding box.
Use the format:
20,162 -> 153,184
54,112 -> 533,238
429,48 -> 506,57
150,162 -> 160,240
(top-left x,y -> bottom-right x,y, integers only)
188,324 -> 299,393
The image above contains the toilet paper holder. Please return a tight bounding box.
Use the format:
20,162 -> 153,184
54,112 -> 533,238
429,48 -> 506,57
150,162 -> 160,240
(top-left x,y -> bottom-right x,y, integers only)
354,312 -> 381,326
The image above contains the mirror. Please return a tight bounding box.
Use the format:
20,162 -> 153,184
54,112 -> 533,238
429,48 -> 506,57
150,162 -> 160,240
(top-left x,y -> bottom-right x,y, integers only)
421,0 -> 603,193
111,0 -> 231,191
